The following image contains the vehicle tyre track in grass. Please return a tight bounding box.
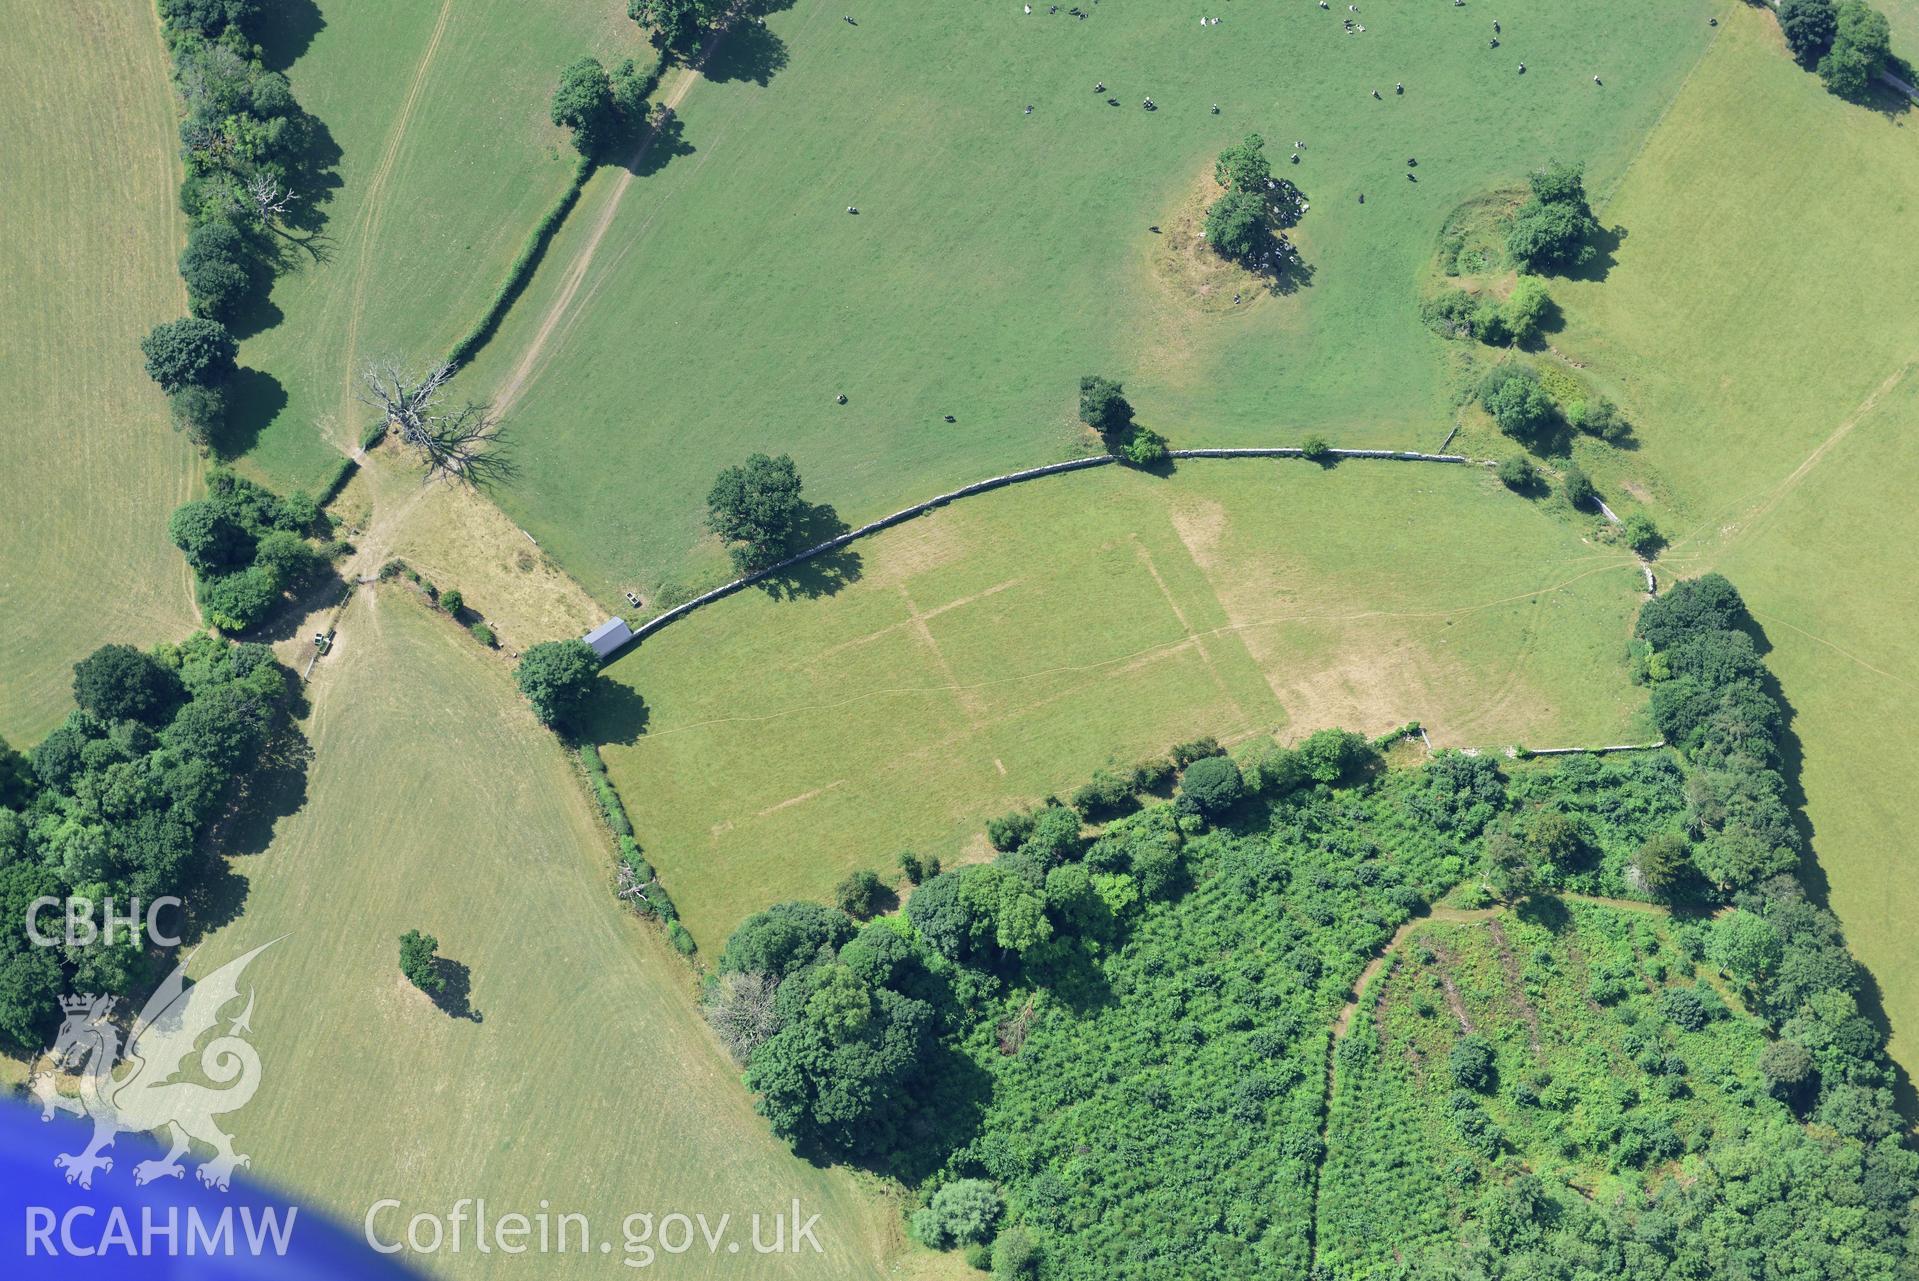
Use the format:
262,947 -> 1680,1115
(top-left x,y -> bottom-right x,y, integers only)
332,0 -> 457,439
495,30 -> 739,416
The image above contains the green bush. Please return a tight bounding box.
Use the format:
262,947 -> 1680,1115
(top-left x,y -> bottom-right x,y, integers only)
1496,456 -> 1537,492
912,1179 -> 1002,1249
167,383 -> 226,447
835,869 -> 885,918
1622,513 -> 1663,557
438,588 -> 464,616
666,921 -> 696,955
1450,1036 -> 1496,1091
1170,736 -> 1224,768
1479,365 -> 1556,440
1122,427 -> 1169,466
1561,462 -> 1595,509
1077,375 -> 1132,434
469,622 -> 495,647
1300,434 -> 1331,460
1179,755 -> 1244,816
1502,276 -> 1552,346
399,929 -> 445,995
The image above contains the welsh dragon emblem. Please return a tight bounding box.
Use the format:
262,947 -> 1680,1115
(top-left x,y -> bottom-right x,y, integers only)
28,939 -> 279,1191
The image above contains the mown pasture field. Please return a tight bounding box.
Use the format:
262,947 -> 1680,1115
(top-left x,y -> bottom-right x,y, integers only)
189,594 -> 917,1279
594,461 -> 1648,948
0,0 -> 203,744
467,0 -> 1714,599
232,0 -> 651,490
1551,4 -> 1919,1071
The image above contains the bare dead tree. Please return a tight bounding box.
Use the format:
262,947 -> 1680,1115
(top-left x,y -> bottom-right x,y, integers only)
701,972 -> 780,1063
246,174 -> 297,226
358,359 -> 510,485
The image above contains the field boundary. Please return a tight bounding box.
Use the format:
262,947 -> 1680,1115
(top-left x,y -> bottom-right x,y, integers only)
612,447 -> 1483,658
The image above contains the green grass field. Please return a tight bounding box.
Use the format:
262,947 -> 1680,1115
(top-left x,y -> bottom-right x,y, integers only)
189,593 -> 915,1278
465,0 -> 1714,600
0,0 -> 203,744
1551,5 -> 1919,1071
231,0 -> 651,489
595,460 -> 1648,948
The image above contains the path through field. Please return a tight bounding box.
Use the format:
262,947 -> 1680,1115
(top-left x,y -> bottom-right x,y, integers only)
493,47 -> 729,415
330,0 -> 458,441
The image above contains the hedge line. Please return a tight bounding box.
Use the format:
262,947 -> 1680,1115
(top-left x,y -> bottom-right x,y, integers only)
444,155 -> 594,370
614,448 -> 1482,661
443,49 -> 671,371
578,743 -> 685,939
314,457 -> 358,508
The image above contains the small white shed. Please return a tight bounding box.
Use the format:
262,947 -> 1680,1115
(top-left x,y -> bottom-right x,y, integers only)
583,617 -> 634,659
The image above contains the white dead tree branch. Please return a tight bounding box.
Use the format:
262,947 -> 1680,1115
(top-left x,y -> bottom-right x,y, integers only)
247,173 -> 297,224
358,359 -> 509,485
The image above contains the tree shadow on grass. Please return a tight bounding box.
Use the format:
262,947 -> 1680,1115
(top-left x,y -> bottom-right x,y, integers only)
619,109 -> 695,179
253,0 -> 325,72
178,859 -> 249,949
1559,223 -> 1625,284
756,502 -> 863,601
703,19 -> 789,85
215,728 -> 315,858
212,366 -> 287,460
223,284 -> 285,343
429,957 -> 482,1022
582,677 -> 652,748
1744,613 -> 1918,1123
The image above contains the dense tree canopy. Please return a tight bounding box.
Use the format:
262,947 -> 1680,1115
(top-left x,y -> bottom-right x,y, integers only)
179,220 -> 254,319
1505,161 -> 1601,274
157,0 -> 259,38
0,635 -> 296,1051
1818,0 -> 1892,99
706,569 -> 1913,1278
1212,133 -> 1272,193
512,640 -> 600,727
1203,189 -> 1267,262
550,57 -> 616,156
167,471 -> 325,633
1479,365 -> 1557,440
399,930 -> 445,995
71,646 -> 183,727
140,317 -> 237,393
1781,0 -> 1840,66
1075,376 -> 1131,435
706,453 -> 805,573
629,0 -> 727,51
